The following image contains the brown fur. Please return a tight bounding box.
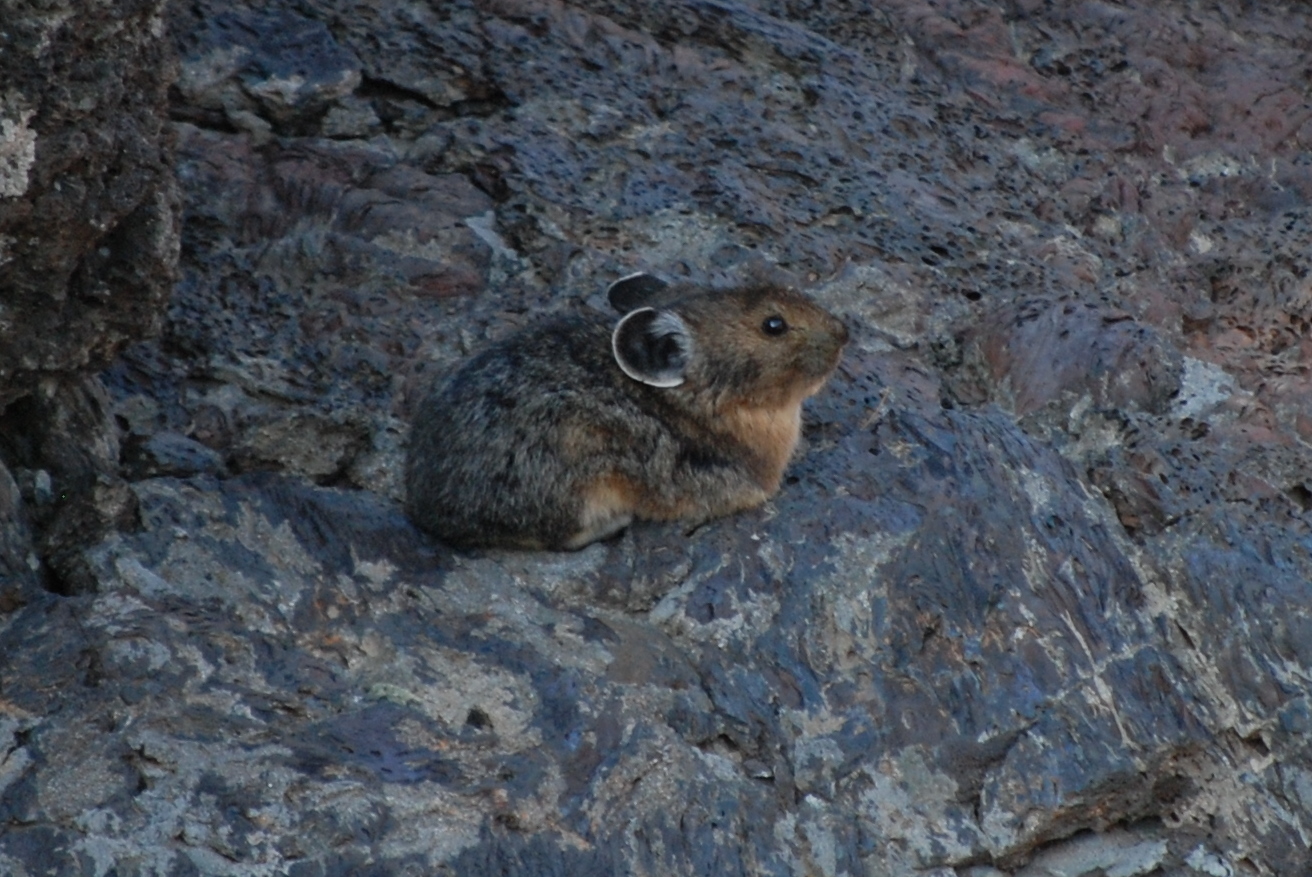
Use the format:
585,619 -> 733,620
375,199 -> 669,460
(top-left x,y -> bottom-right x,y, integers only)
570,475 -> 639,548
405,274 -> 848,550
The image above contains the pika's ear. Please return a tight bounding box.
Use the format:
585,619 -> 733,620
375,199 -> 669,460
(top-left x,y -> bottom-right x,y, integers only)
607,272 -> 670,313
612,307 -> 691,388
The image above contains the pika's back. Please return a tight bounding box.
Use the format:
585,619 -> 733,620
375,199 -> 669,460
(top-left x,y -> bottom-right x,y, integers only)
405,274 -> 848,550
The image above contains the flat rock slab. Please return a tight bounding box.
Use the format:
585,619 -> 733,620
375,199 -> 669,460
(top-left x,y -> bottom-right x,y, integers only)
3,0 -> 1312,875
5,347 -> 1312,873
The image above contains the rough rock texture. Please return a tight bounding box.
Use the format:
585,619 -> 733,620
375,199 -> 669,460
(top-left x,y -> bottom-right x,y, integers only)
0,0 -> 181,592
3,0 -> 1312,875
0,0 -> 180,397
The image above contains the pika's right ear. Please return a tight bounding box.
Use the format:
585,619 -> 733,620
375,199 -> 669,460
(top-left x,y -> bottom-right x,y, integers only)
612,308 -> 691,388
607,272 -> 670,313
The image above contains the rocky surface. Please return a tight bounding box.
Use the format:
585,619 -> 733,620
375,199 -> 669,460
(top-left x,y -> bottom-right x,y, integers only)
0,0 -> 180,595
3,0 -> 1312,874
0,0 -> 179,404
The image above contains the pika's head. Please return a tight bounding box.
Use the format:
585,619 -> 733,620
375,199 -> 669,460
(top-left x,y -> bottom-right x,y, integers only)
609,273 -> 849,407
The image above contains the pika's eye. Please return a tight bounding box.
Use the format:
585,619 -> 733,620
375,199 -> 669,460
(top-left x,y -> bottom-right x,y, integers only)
762,315 -> 788,336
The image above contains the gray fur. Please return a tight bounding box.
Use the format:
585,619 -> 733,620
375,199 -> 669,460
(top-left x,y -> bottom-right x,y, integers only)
405,276 -> 848,550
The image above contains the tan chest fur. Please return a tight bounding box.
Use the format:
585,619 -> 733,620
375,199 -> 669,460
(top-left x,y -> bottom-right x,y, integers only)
718,397 -> 805,490
717,372 -> 831,489
571,380 -> 823,539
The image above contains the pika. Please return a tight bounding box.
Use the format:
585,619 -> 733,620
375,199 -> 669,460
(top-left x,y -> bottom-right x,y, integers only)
405,273 -> 848,550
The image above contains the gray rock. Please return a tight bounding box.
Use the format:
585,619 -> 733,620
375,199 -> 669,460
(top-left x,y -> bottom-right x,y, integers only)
0,375 -> 136,593
0,458 -> 38,602
0,0 -> 178,598
121,431 -> 228,480
3,0 -> 1312,875
0,0 -> 180,407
